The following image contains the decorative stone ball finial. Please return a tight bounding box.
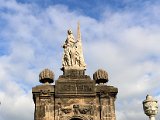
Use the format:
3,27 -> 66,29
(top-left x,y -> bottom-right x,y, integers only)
143,95 -> 158,120
93,69 -> 108,84
39,68 -> 54,84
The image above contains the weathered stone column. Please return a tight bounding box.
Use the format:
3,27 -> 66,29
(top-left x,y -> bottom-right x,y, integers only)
143,95 -> 158,120
94,69 -> 118,120
32,69 -> 55,120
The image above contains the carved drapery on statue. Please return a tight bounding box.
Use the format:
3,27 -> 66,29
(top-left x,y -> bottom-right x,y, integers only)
62,24 -> 86,70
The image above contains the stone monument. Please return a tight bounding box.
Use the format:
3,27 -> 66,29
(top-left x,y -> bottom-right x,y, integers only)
143,95 -> 158,120
32,23 -> 118,120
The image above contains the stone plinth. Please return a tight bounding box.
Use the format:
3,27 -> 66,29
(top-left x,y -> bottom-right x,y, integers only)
32,70 -> 118,120
32,85 -> 55,120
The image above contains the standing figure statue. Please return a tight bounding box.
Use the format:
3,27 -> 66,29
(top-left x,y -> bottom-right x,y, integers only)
62,29 -> 76,67
65,29 -> 75,47
62,25 -> 86,70
62,47 -> 71,66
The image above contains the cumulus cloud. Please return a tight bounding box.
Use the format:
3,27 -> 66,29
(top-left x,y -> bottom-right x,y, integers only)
0,0 -> 160,120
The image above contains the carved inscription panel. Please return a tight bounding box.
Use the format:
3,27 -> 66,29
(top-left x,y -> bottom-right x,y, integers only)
56,81 -> 95,94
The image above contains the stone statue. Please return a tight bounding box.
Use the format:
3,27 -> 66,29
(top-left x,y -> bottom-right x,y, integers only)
65,29 -> 75,47
62,47 -> 71,66
74,51 -> 80,66
62,23 -> 86,70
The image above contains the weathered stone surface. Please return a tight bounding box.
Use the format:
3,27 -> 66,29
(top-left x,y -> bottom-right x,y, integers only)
55,76 -> 95,96
32,24 -> 118,120
33,70 -> 118,120
93,69 -> 108,84
32,84 -> 55,120
96,85 -> 118,94
39,68 -> 54,84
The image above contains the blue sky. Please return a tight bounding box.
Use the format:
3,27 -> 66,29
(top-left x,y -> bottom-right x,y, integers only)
0,0 -> 160,120
9,0 -> 160,19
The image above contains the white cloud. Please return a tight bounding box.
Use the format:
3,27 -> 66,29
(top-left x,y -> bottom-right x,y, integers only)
0,0 -> 160,120
0,91 -> 34,120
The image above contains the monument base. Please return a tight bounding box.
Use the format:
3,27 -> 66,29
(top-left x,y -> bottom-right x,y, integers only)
61,67 -> 86,76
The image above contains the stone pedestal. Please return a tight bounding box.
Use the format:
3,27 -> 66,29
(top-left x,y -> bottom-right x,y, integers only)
32,69 -> 118,120
32,85 -> 55,120
96,85 -> 118,120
